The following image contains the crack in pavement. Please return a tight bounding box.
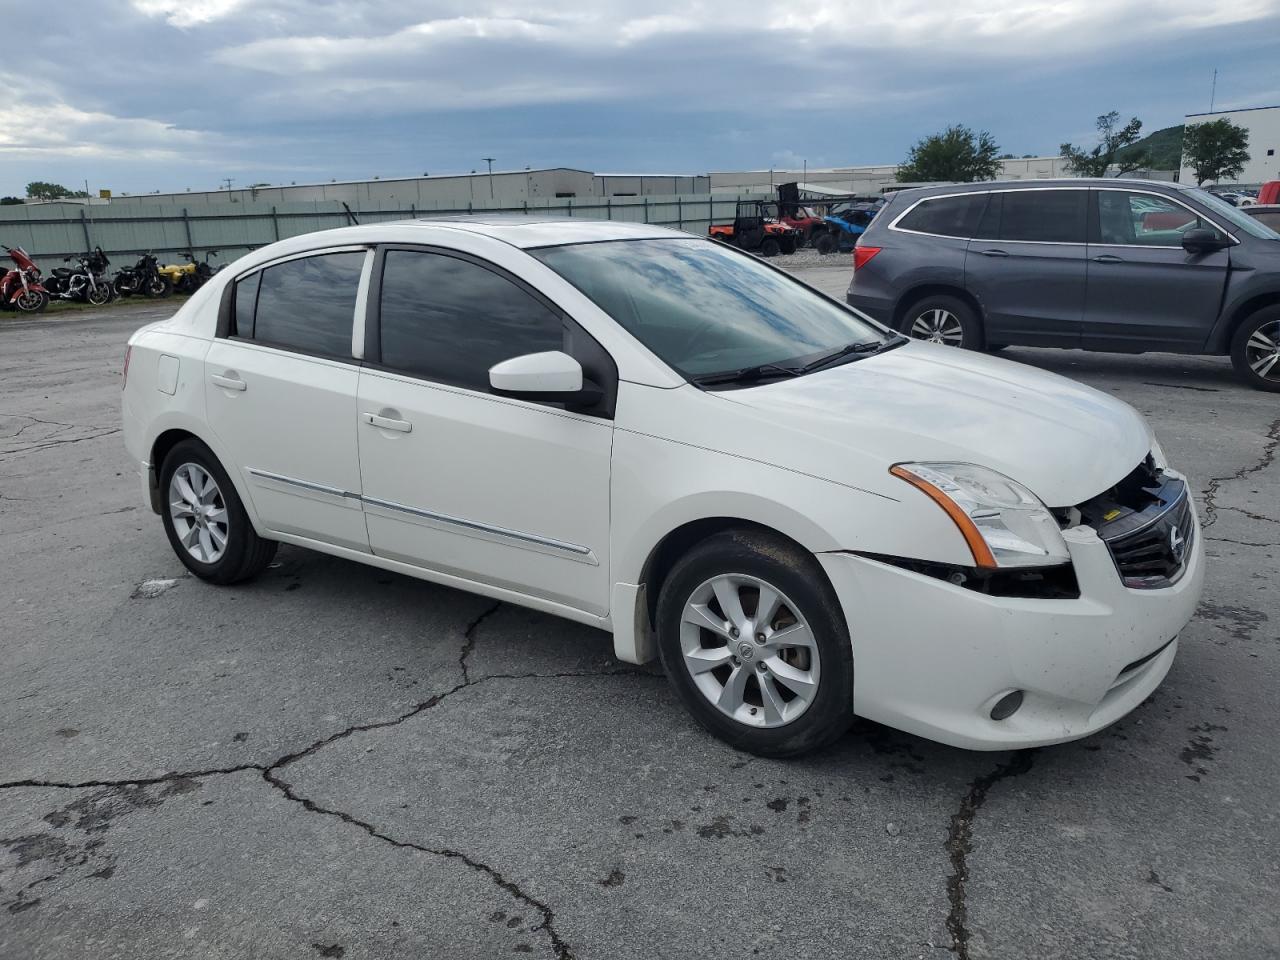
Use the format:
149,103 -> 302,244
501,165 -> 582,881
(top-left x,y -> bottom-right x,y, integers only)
1202,417 -> 1280,529
0,427 -> 122,460
944,751 -> 1036,960
0,601 -> 659,955
1206,535 -> 1277,549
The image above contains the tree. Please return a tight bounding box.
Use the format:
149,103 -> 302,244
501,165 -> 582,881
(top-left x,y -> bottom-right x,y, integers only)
25,181 -> 89,200
0,196 -> 24,205
1182,119 -> 1250,185
1060,112 -> 1147,176
896,125 -> 1001,183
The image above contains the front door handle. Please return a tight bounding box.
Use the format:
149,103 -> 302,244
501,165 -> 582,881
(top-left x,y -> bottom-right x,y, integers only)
210,373 -> 247,391
362,412 -> 413,433
1092,254 -> 1124,263
977,249 -> 1008,257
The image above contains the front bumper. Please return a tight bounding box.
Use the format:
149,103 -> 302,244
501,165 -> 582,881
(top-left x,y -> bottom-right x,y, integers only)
818,507 -> 1205,750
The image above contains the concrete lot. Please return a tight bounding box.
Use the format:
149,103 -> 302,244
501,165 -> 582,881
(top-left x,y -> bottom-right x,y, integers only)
1,268 -> 1277,960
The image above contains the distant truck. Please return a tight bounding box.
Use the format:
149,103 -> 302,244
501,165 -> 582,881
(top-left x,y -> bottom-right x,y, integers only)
709,200 -> 802,256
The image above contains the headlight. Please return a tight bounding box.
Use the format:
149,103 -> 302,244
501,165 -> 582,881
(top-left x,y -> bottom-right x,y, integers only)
891,462 -> 1070,569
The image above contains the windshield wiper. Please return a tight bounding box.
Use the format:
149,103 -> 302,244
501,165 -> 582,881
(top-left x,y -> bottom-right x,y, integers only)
690,362 -> 801,387
795,336 -> 904,374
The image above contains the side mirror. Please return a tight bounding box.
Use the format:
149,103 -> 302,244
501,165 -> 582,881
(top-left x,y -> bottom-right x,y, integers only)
489,351 -> 602,406
1182,227 -> 1228,255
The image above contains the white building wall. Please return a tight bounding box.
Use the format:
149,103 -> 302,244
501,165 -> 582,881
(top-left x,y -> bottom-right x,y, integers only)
1179,105 -> 1280,185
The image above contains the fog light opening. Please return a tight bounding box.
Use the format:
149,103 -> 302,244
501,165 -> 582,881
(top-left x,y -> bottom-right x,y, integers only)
989,690 -> 1024,721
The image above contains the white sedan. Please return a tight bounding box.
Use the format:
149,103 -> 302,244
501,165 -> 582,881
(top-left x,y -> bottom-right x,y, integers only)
122,217 -> 1204,756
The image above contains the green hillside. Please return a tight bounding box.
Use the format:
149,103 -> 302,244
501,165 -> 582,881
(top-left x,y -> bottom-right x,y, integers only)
1116,124 -> 1184,170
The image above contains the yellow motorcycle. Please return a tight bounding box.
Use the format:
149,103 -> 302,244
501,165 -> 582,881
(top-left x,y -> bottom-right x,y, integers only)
158,249 -> 221,295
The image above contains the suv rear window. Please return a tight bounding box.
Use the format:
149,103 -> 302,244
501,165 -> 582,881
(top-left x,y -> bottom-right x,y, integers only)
996,190 -> 1087,244
895,194 -> 986,238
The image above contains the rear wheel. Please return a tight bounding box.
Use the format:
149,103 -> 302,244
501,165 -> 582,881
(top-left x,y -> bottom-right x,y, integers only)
759,237 -> 781,258
1231,306 -> 1280,392
902,294 -> 982,350
160,439 -> 277,584
655,529 -> 854,757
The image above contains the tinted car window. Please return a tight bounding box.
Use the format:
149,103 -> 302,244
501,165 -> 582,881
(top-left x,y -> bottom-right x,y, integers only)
999,190 -> 1086,244
896,194 -> 986,238
1096,191 -> 1218,247
233,270 -> 260,338
1248,209 -> 1280,232
378,250 -> 563,389
251,252 -> 364,357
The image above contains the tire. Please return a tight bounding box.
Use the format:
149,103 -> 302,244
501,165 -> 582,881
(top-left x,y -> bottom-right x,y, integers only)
159,439 -> 277,585
1229,306 -> 1280,393
814,233 -> 836,255
85,283 -> 112,306
901,294 -> 983,350
780,237 -> 797,255
655,528 -> 855,758
13,290 -> 48,314
146,276 -> 173,298
759,237 -> 781,258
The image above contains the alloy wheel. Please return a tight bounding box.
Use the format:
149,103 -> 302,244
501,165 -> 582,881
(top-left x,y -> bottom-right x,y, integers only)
910,308 -> 964,345
679,574 -> 821,728
1245,320 -> 1280,381
169,462 -> 229,563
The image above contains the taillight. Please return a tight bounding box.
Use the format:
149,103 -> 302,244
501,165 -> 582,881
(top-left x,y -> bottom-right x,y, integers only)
853,246 -> 881,270
122,345 -> 132,389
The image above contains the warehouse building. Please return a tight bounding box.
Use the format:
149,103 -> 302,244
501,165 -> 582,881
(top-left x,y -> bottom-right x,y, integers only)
1179,104 -> 1279,185
709,156 -> 1074,195
110,168 -> 709,208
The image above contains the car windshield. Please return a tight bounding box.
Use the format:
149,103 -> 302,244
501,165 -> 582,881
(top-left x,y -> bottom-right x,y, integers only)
1186,187 -> 1280,240
531,238 -> 887,379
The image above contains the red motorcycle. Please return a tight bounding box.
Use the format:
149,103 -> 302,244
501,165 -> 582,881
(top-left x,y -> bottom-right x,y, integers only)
1,246 -> 49,314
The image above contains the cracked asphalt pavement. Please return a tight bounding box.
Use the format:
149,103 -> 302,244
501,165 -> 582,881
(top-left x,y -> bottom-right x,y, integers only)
2,273 -> 1278,959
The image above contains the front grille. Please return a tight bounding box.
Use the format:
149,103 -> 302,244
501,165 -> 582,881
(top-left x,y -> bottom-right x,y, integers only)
1103,489 -> 1194,588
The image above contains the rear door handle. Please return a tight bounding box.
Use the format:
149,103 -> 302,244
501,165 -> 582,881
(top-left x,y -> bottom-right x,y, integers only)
362,412 -> 413,433
978,249 -> 1008,257
210,373 -> 247,391
1092,254 -> 1124,263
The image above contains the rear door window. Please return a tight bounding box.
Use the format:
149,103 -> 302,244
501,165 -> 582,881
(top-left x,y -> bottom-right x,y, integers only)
998,190 -> 1087,244
895,194 -> 987,238
241,251 -> 364,358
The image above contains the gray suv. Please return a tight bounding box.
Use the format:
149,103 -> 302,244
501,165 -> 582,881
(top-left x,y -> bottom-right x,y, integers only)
846,178 -> 1280,391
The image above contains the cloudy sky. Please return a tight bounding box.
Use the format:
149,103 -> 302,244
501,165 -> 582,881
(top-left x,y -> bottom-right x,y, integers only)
3,0 -> 1278,196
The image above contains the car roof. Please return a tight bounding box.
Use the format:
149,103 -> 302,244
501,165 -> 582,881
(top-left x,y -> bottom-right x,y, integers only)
390,215 -> 689,249
890,178 -> 1194,201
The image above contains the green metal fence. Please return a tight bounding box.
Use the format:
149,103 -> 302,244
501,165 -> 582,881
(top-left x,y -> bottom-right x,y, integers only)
0,193 -> 766,274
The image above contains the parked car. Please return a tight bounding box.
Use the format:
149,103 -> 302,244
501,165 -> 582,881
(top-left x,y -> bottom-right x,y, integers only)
708,201 -> 801,256
123,218 -> 1203,756
1243,204 -> 1280,233
846,179 -> 1280,391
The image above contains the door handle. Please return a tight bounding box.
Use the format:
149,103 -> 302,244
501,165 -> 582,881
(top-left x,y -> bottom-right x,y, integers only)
361,412 -> 412,433
210,373 -> 247,391
977,249 -> 1008,257
1092,254 -> 1124,263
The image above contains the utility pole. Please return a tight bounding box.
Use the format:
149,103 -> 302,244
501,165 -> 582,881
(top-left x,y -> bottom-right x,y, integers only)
1209,68 -> 1218,113
221,177 -> 234,192
482,158 -> 496,200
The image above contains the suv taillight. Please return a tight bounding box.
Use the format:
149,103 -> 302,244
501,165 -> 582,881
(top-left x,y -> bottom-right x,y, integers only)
853,246 -> 881,270
122,345 -> 132,389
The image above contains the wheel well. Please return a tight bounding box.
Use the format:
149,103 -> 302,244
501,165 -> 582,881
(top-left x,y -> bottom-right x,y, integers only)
1219,292 -> 1280,354
893,284 -> 985,337
638,518 -> 828,625
151,428 -> 198,473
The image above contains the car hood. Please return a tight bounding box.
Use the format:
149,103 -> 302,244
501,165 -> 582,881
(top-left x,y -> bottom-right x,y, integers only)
712,342 -> 1151,507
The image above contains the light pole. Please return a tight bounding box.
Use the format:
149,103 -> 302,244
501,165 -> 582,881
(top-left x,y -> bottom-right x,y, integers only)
482,157 -> 496,200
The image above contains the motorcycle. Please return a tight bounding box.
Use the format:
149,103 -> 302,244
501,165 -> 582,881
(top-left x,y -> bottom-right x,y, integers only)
44,247 -> 114,305
113,252 -> 172,298
0,245 -> 50,314
158,249 -> 221,294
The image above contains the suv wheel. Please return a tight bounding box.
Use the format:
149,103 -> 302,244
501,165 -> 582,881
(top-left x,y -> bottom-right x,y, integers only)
160,439 -> 277,584
655,529 -> 854,757
902,294 -> 982,350
1230,306 -> 1280,392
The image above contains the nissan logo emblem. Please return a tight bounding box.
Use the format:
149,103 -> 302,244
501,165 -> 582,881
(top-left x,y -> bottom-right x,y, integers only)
1169,525 -> 1186,562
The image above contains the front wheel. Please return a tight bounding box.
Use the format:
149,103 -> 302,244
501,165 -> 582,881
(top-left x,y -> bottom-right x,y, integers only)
146,276 -> 174,298
814,233 -> 837,255
1230,306 -> 1280,392
13,290 -> 48,313
85,283 -> 112,306
902,294 -> 982,350
655,529 -> 854,757
159,439 -> 278,584
759,237 -> 781,258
